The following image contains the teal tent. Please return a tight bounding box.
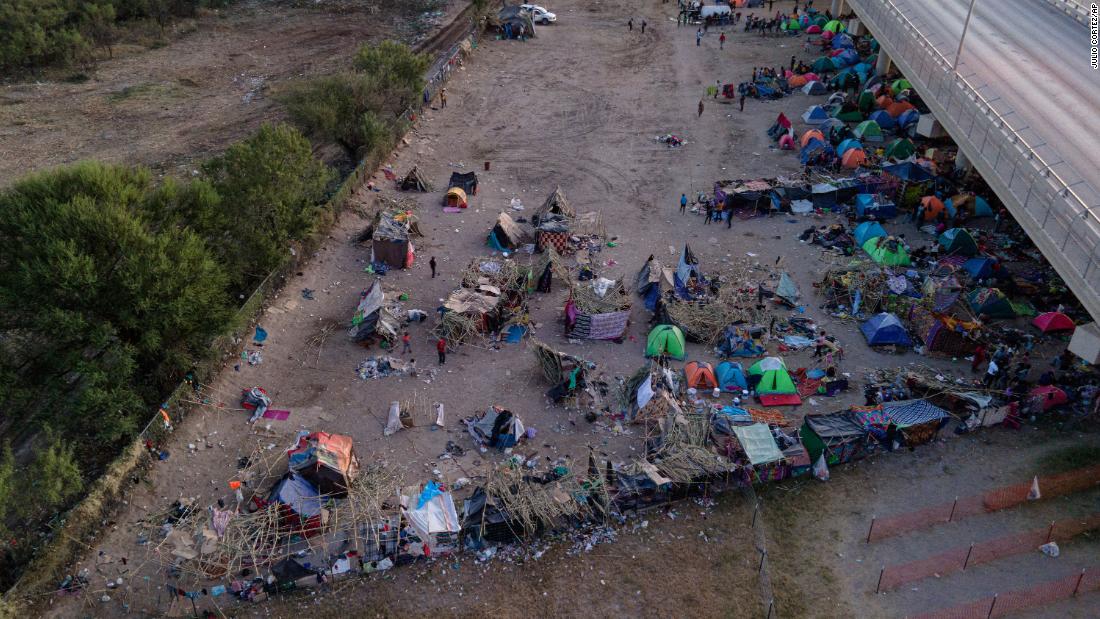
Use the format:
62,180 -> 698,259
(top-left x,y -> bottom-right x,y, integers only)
854,221 -> 887,246
938,228 -> 978,256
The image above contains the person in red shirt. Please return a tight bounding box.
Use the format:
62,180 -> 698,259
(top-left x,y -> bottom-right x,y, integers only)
719,32 -> 726,49
401,331 -> 412,354
436,337 -> 447,365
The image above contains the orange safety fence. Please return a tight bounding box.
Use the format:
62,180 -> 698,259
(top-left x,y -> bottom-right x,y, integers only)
867,464 -> 1100,543
878,513 -> 1100,592
910,567 -> 1100,619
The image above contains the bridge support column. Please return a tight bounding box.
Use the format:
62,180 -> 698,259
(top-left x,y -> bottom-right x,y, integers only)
831,0 -> 845,18
875,50 -> 892,76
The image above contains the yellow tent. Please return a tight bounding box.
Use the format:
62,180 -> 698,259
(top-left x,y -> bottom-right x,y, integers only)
444,187 -> 468,208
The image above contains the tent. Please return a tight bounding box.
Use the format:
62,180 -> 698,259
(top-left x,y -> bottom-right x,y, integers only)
920,195 -> 946,221
836,138 -> 863,156
1029,386 -> 1069,411
444,187 -> 468,208
400,166 -> 432,191
831,32 -> 855,49
854,193 -> 897,219
853,221 -> 887,246
862,236 -> 911,266
840,148 -> 867,169
830,103 -> 863,122
962,257 -> 995,280
852,120 -> 884,142
776,272 -> 800,306
365,211 -> 415,269
883,161 -> 933,182
860,313 -> 913,347
646,325 -> 686,360
801,412 -> 873,464
732,424 -> 784,465
811,56 -> 835,74
684,361 -> 719,391
868,110 -> 896,129
349,280 -> 399,344
800,138 -> 836,166
968,288 -> 1015,319
832,48 -> 860,68
884,138 -> 915,159
886,100 -> 916,118
802,80 -> 827,95
749,357 -> 801,405
716,361 -> 748,392
448,171 -> 478,195
802,104 -> 830,124
767,113 -> 793,140
823,19 -> 846,32
286,432 -> 360,497
891,78 -> 912,92
785,17 -> 801,30
533,186 -> 575,225
938,228 -> 979,256
788,74 -> 809,88
487,211 -> 530,251
1032,311 -> 1075,333
896,108 -> 921,130
806,24 -> 822,34
972,195 -> 994,217
801,129 -> 826,147
778,134 -> 795,150
675,244 -> 702,291
466,406 -> 525,448
401,481 -> 461,553
818,117 -> 845,133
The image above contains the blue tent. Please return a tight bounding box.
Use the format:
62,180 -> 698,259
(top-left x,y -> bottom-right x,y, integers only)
855,194 -> 897,219
833,48 -> 860,68
800,138 -> 835,165
868,110 -> 896,129
818,118 -> 845,133
831,33 -> 855,49
860,313 -> 912,347
802,105 -> 830,124
270,473 -> 323,518
854,221 -> 887,246
896,108 -> 920,129
837,138 -> 863,156
486,230 -> 507,251
973,196 -> 993,217
716,361 -> 749,392
962,257 -> 995,280
882,161 -> 934,182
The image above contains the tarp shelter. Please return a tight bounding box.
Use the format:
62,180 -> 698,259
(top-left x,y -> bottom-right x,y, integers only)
534,186 -> 575,225
684,361 -> 719,391
676,244 -> 702,290
349,280 -> 399,343
854,221 -> 887,246
855,194 -> 897,219
801,411 -> 872,464
862,236 -> 911,266
732,423 -> 784,465
367,211 -> 414,268
968,288 -> 1015,319
868,110 -> 896,130
1029,385 -> 1068,411
837,138 -> 863,156
920,196 -> 946,221
801,129 -> 826,147
400,166 -> 432,191
853,120 -> 884,142
860,313 -> 912,346
646,325 -> 686,360
444,187 -> 468,208
487,211 -> 530,251
884,138 -> 915,160
841,148 -> 867,169
883,161 -> 933,182
749,357 -> 798,396
635,256 -> 674,312
466,406 -> 525,449
448,171 -> 478,195
1032,311 -> 1075,333
880,399 -> 949,445
402,482 -> 461,553
286,432 -> 360,497
938,228 -> 978,256
716,361 -> 748,392
270,473 -> 323,520
776,272 -> 800,306
803,81 -> 827,96
962,257 -> 995,280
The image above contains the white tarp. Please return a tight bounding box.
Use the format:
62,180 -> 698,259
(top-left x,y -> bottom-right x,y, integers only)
732,423 -> 784,465
385,401 -> 403,436
636,375 -> 655,410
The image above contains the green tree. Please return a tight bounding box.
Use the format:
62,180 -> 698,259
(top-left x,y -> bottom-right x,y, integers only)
0,443 -> 14,534
22,434 -> 84,520
81,2 -> 119,59
352,40 -> 429,111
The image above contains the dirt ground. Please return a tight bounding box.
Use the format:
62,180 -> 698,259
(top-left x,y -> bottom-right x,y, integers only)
0,0 -> 460,187
32,0 -> 1100,617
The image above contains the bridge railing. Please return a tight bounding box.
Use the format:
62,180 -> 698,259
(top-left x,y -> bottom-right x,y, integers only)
847,0 -> 1100,320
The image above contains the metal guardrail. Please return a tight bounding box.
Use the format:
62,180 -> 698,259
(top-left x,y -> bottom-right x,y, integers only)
847,0 -> 1100,322
1042,0 -> 1091,25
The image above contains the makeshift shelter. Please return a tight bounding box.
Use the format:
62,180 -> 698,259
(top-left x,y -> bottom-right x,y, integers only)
907,306 -> 979,356
466,406 -> 525,449
841,148 -> 867,169
635,255 -> 675,312
675,244 -> 703,292
800,138 -> 836,166
818,117 -> 845,133
497,5 -> 535,38
920,196 -> 946,221
487,211 -> 530,251
880,399 -> 949,446
749,357 -> 801,406
945,193 -> 993,218
716,361 -> 749,392
533,187 -> 575,226
448,171 -> 478,195
968,288 -> 1015,319
938,228 -> 978,256
854,194 -> 897,219
444,187 -> 468,208
732,424 -> 784,465
269,473 -> 323,531
884,138 -> 915,160
883,161 -> 934,182
400,166 -> 432,192
775,272 -> 800,306
778,134 -> 795,150
717,325 -> 766,358
854,221 -> 887,246
800,411 -> 874,464
802,81 -> 828,96
860,313 -> 912,347
684,361 -> 719,391
831,32 -> 855,49
646,324 -> 686,360
830,102 -> 863,122
564,279 -> 631,340
806,24 -> 822,34
1033,311 -> 1075,334
886,100 -> 916,118
862,236 -> 910,266
349,280 -> 399,344
801,129 -> 826,147
365,211 -> 415,269
401,482 -> 461,553
853,120 -> 884,142
535,214 -> 572,254
811,56 -> 835,74
286,432 -> 360,497
767,113 -> 793,140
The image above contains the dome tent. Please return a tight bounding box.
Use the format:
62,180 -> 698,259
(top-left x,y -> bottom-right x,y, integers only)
748,357 -> 801,406
937,228 -> 978,257
862,236 -> 911,266
1032,312 -> 1075,334
646,324 -> 686,360
684,361 -> 719,390
853,221 -> 887,246
716,361 -> 748,392
860,313 -> 913,347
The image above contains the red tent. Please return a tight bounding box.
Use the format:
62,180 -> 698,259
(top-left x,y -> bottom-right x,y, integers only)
1029,386 -> 1068,411
1032,312 -> 1075,334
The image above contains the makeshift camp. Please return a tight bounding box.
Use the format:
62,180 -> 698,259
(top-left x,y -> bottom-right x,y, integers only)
854,221 -> 887,246
401,481 -> 461,553
968,288 -> 1015,319
860,312 -> 912,347
1033,311 -> 1075,334
862,236 -> 911,266
938,228 -> 978,257
466,406 -> 526,449
716,361 -> 748,392
444,187 -> 468,208
286,432 -> 360,497
802,81 -> 828,95
684,361 -> 719,391
853,120 -> 884,142
732,423 -> 784,466
802,104 -> 829,124
854,194 -> 897,219
349,280 -> 399,344
497,5 -> 535,38
880,399 -> 949,446
749,357 -> 801,406
884,137 -> 915,160
800,411 -> 874,464
365,211 -> 415,269
646,324 -> 686,360
487,211 -> 531,251
400,166 -> 432,192
533,186 -> 575,226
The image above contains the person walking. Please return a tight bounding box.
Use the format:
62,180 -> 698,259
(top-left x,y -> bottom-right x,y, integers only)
436,337 -> 447,365
628,18 -> 634,31
983,358 -> 1000,387
739,92 -> 746,112
401,330 -> 412,354
429,256 -> 437,278
704,201 -> 714,224
719,32 -> 726,49
680,193 -> 688,214
971,343 -> 986,373
440,88 -> 447,108
697,99 -> 704,117
696,28 -> 703,45
641,19 -> 647,33
814,331 -> 828,357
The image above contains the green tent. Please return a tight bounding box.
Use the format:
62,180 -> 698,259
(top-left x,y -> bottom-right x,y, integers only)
853,120 -> 883,142
884,138 -> 916,159
968,288 -> 1015,319
857,90 -> 875,114
811,56 -> 835,74
937,228 -> 978,256
813,15 -> 828,27
862,237 -> 911,266
824,20 -> 846,33
891,78 -> 912,92
786,18 -> 801,30
646,325 -> 686,360
831,106 -> 863,123
748,357 -> 797,395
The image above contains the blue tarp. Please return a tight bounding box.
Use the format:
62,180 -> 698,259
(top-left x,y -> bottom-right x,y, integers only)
962,257 -> 995,280
831,33 -> 855,49
417,480 -> 443,509
860,312 -> 912,346
882,161 -> 933,182
854,221 -> 887,246
716,361 -> 748,392
855,194 -> 897,219
271,474 -> 322,518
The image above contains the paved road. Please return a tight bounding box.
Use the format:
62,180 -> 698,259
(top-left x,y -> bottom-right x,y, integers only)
890,0 -> 1099,212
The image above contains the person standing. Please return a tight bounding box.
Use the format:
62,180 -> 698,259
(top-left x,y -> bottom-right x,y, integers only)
704,201 -> 714,225
697,99 -> 704,117
719,32 -> 726,49
436,337 -> 447,365
983,358 -> 1000,387
814,331 -> 828,357
696,28 -> 703,46
429,256 -> 437,278
641,19 -> 647,33
628,18 -> 633,31
440,88 -> 447,108
713,79 -> 721,98
739,92 -> 746,112
680,193 -> 688,214
401,331 -> 412,354
971,343 -> 986,373
790,55 -> 796,71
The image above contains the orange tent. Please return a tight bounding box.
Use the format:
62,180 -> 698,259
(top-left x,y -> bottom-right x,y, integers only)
788,74 -> 808,87
684,361 -> 719,390
886,100 -> 915,118
800,129 -> 825,147
921,196 -> 946,221
876,95 -> 894,109
841,148 -> 867,169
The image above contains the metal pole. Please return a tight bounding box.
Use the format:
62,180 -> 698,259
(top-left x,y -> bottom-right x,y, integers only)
1073,569 -> 1086,596
953,0 -> 978,72
759,549 -> 767,573
987,594 -> 997,619
866,516 -> 876,543
964,542 -> 975,569
1046,521 -> 1055,543
948,496 -> 958,522
876,566 -> 886,593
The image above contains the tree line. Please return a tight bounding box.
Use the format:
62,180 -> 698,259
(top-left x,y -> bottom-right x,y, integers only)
0,39 -> 428,590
